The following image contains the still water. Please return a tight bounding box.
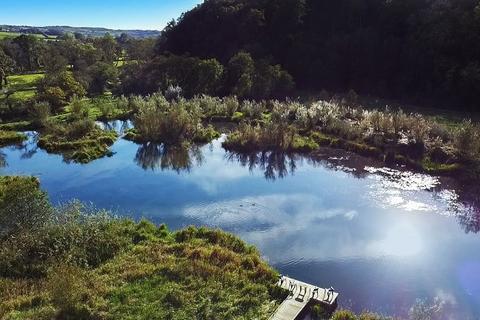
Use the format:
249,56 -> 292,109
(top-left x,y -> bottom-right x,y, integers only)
1,125 -> 479,319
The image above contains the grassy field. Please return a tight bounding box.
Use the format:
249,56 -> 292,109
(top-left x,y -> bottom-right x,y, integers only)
0,73 -> 44,102
0,31 -> 56,40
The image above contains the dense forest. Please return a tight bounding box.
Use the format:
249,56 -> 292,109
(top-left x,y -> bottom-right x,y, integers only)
159,0 -> 480,110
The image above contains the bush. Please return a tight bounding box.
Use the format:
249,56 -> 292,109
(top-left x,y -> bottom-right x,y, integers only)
164,85 -> 183,101
311,304 -> 331,319
47,265 -> 95,319
38,71 -> 86,110
0,176 -> 52,240
30,101 -> 51,128
69,96 -> 89,120
332,310 -> 357,320
67,119 -> 96,139
130,93 -> 217,144
455,120 -> 480,160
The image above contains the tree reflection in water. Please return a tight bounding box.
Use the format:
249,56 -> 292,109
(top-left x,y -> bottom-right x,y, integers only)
453,184 -> 480,234
225,151 -> 299,181
135,142 -> 204,173
226,148 -> 480,233
99,120 -> 132,134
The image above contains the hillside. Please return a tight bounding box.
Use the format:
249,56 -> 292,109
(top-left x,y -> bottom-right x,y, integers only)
0,24 -> 160,39
158,0 -> 480,110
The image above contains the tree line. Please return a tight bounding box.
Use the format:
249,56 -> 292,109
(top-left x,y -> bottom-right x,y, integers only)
159,0 -> 480,110
1,30 -> 294,115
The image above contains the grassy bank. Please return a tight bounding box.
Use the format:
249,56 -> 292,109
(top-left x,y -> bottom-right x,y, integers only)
0,130 -> 27,147
220,99 -> 480,180
0,177 -> 286,319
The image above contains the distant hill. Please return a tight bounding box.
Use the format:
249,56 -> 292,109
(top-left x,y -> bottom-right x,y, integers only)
0,24 -> 161,39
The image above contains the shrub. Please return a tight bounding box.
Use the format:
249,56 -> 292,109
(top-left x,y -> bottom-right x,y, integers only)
311,304 -> 331,319
47,265 -> 95,319
164,85 -> 183,101
455,120 -> 480,160
115,95 -> 130,112
130,94 -> 216,144
38,71 -> 86,110
66,119 -> 96,139
69,96 -> 89,120
41,86 -> 67,109
0,176 -> 52,240
332,310 -> 357,320
30,101 -> 51,128
227,51 -> 255,98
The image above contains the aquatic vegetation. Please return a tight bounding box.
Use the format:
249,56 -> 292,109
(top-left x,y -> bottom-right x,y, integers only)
331,310 -> 357,320
37,119 -> 117,164
127,93 -> 219,144
454,120 -> 480,160
223,122 -> 297,152
0,130 -> 27,147
0,180 -> 282,320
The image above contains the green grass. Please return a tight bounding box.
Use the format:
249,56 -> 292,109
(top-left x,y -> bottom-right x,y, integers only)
0,31 -> 56,40
0,178 -> 283,319
421,158 -> 462,175
7,73 -> 44,90
0,73 -> 44,102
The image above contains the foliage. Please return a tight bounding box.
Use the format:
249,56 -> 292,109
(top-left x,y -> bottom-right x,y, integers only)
29,101 -> 51,128
120,55 -> 224,97
38,117 -> 118,163
0,130 -> 27,147
37,71 -> 86,110
454,120 -> 480,160
0,176 -> 52,240
331,310 -> 357,320
0,181 -> 282,320
86,61 -> 119,95
128,93 -> 219,144
158,0 -> 480,109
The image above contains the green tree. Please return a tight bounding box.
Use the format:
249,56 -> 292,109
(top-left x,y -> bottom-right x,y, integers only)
0,48 -> 15,89
93,33 -> 119,63
87,61 -> 119,95
227,51 -> 255,98
38,71 -> 86,110
0,177 -> 52,240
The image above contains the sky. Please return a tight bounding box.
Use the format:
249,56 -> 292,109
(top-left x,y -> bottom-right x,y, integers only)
0,0 -> 203,30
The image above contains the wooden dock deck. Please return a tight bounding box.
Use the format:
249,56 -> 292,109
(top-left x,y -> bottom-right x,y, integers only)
270,276 -> 339,320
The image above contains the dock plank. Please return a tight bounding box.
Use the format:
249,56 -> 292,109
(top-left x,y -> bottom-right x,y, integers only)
270,276 -> 339,320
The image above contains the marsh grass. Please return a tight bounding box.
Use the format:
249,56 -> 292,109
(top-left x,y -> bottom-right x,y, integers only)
127,93 -> 219,144
37,114 -> 118,163
0,130 -> 27,147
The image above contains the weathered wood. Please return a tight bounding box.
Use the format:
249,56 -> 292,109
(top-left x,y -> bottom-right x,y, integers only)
270,276 -> 339,320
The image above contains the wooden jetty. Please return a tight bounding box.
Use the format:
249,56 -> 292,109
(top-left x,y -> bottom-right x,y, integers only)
270,276 -> 339,320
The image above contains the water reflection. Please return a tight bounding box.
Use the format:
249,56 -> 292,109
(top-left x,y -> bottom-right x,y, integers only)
0,132 -> 39,167
96,120 -> 133,134
1,134 -> 480,317
135,142 -> 204,173
225,151 -> 300,180
453,185 -> 480,234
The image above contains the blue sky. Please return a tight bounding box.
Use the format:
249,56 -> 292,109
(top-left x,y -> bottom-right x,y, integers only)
0,0 -> 202,30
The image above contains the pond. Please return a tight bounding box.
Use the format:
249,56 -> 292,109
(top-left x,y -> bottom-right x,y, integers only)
1,123 -> 479,319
